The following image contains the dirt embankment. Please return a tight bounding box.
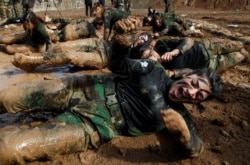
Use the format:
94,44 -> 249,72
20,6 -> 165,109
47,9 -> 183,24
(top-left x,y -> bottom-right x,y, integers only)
131,0 -> 250,10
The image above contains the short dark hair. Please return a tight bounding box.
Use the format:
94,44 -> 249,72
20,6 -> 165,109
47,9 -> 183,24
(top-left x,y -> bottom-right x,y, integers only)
22,11 -> 43,28
129,32 -> 153,59
187,68 -> 223,100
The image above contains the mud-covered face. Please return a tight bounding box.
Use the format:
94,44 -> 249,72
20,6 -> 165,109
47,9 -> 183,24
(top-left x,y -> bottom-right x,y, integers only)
169,74 -> 212,103
132,33 -> 151,48
155,17 -> 162,27
23,21 -> 34,31
91,5 -> 104,18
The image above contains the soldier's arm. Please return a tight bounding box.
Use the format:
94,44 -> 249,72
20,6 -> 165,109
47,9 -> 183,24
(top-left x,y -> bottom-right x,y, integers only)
155,37 -> 194,62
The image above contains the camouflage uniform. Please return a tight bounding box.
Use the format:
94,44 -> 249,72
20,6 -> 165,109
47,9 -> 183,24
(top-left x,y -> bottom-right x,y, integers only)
164,0 -> 172,14
103,7 -> 128,40
113,0 -> 125,11
152,13 -> 202,37
153,37 -> 246,73
0,75 -> 123,164
200,38 -> 246,72
0,37 -> 205,163
13,38 -> 109,71
12,18 -> 140,71
124,0 -> 131,14
0,0 -> 13,19
54,21 -> 98,41
12,0 -> 22,17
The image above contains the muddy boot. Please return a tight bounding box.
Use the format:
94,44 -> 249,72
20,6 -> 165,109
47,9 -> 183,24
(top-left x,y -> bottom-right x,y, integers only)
12,53 -> 43,71
160,109 -> 204,157
12,53 -> 71,71
0,113 -> 100,165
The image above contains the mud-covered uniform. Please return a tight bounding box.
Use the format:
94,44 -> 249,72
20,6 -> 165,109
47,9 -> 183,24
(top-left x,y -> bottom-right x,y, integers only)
154,37 -> 245,73
152,13 -> 198,37
55,21 -> 97,41
103,7 -> 128,40
0,0 -> 13,19
164,0 -> 172,14
12,0 -> 23,17
0,38 -> 201,164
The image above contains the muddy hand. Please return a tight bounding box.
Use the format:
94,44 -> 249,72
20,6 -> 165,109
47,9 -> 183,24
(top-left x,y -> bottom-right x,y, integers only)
160,109 -> 191,146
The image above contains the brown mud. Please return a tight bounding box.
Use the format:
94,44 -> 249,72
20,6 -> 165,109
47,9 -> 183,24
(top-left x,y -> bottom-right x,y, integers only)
0,1 -> 249,165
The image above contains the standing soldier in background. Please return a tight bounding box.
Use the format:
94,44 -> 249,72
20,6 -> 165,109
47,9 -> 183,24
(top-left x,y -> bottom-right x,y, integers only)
113,0 -> 125,11
164,0 -> 172,14
99,0 -> 105,6
124,0 -> 131,14
22,0 -> 35,13
85,0 -> 93,16
12,0 -> 23,17
0,0 -> 13,21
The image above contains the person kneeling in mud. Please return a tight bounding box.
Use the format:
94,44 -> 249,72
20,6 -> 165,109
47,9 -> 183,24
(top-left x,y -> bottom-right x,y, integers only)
12,17 -> 141,71
0,44 -> 223,164
0,11 -> 51,55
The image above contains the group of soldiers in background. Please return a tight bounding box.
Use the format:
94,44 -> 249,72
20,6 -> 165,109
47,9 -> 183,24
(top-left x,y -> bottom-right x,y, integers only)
0,0 -> 35,20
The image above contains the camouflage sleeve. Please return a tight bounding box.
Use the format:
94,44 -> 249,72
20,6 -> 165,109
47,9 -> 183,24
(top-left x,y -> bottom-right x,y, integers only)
175,37 -> 194,54
155,37 -> 194,55
103,9 -> 112,40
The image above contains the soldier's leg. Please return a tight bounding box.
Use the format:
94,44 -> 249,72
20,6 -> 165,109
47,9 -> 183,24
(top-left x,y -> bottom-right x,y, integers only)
5,44 -> 35,55
0,76 -> 76,114
70,51 -> 107,69
13,50 -> 107,71
0,111 -> 100,165
201,38 -> 246,72
6,5 -> 13,18
0,32 -> 25,44
13,38 -> 108,70
61,22 -> 97,41
0,2 -> 8,20
12,51 -> 72,71
13,1 -> 23,17
201,38 -> 244,55
161,109 -> 203,157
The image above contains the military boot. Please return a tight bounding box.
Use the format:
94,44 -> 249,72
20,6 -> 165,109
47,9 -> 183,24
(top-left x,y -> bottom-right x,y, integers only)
12,53 -> 71,71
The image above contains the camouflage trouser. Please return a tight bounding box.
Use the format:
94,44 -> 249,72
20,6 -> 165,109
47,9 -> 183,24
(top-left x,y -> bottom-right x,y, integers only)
164,1 -> 172,13
0,75 -> 122,164
47,38 -> 109,69
57,21 -> 97,41
12,1 -> 23,17
200,38 -> 245,72
0,2 -> 13,19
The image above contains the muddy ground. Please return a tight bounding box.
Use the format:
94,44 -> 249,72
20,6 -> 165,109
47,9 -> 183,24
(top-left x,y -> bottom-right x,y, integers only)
0,2 -> 250,165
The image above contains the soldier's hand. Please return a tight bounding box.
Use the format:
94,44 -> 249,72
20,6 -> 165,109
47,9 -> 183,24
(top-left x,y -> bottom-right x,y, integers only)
113,17 -> 141,34
161,49 -> 180,62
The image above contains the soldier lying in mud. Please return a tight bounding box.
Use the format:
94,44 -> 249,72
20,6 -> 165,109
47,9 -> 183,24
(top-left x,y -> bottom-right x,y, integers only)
12,17 -> 141,71
0,2 -> 139,55
12,30 -> 248,76
0,36 -> 223,163
129,32 -> 248,74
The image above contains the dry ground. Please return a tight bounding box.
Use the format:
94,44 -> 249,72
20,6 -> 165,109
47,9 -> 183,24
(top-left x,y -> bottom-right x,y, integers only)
0,4 -> 249,165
